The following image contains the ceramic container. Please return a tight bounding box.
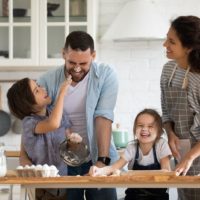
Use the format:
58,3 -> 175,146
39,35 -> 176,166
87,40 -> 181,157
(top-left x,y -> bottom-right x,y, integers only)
112,125 -> 129,148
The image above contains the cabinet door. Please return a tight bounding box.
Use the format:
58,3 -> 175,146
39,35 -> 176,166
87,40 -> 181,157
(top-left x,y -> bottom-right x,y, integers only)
0,0 -> 38,66
39,0 -> 96,66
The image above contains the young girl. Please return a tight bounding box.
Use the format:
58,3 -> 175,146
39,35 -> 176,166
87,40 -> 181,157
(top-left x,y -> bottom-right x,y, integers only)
89,108 -> 172,200
7,76 -> 72,176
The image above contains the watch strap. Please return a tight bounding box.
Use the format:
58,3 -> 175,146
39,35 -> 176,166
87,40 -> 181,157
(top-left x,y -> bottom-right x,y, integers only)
97,156 -> 111,165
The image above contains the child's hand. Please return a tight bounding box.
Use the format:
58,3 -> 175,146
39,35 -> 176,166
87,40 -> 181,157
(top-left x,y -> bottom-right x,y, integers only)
59,75 -> 72,94
67,132 -> 83,143
89,166 -> 111,176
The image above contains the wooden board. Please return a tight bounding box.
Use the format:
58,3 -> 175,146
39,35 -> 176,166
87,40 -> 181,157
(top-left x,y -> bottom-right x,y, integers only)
5,151 -> 20,157
1,172 -> 200,189
121,170 -> 177,176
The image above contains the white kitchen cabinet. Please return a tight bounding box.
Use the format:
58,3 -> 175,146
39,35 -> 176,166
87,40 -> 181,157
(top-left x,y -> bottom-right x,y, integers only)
0,0 -> 97,67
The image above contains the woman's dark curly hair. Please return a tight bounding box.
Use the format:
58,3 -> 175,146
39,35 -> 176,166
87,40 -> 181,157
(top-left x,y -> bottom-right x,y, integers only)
171,15 -> 200,72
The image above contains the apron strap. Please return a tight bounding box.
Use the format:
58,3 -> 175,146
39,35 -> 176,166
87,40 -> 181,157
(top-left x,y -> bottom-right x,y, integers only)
168,64 -> 190,89
182,66 -> 190,89
168,64 -> 177,87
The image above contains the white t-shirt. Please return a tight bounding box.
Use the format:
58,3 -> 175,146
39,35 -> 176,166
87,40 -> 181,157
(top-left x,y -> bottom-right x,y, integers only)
122,138 -> 172,170
64,73 -> 89,146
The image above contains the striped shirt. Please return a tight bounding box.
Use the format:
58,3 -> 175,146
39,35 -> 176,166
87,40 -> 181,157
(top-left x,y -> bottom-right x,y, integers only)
160,60 -> 200,140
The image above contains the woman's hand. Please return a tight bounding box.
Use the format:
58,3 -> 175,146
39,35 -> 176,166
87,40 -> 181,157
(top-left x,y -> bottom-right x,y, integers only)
175,142 -> 200,176
168,131 -> 181,161
175,154 -> 193,176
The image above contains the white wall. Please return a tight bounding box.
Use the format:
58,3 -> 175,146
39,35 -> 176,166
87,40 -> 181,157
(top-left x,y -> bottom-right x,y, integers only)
99,40 -> 167,136
98,0 -> 168,138
1,0 -> 198,148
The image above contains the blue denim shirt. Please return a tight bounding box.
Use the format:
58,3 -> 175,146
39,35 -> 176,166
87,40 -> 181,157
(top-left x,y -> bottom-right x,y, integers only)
37,62 -> 119,163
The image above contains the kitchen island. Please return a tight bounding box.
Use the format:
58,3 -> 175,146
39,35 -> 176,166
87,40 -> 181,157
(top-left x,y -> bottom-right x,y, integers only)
0,170 -> 200,199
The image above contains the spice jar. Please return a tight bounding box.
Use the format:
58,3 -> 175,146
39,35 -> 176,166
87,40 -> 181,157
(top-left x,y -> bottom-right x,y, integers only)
0,142 -> 7,177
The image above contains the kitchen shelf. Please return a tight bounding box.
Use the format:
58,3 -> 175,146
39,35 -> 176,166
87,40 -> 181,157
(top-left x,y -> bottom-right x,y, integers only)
47,16 -> 87,22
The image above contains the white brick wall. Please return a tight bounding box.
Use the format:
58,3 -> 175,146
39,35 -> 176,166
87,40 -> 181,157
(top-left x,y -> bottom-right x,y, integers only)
1,0 -> 168,148
97,0 -> 168,139
98,41 -> 167,139
0,0 -> 168,147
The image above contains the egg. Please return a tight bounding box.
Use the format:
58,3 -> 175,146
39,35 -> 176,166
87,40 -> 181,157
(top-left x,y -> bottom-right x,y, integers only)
16,165 -> 23,169
42,164 -> 50,177
24,165 -> 30,169
49,165 -> 59,177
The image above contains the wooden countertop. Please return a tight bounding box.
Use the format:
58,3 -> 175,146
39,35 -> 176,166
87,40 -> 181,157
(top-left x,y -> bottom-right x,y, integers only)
1,170 -> 200,189
5,151 -> 20,157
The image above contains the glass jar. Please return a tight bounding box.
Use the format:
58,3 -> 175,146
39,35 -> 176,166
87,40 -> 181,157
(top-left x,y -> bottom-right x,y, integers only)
0,143 -> 7,177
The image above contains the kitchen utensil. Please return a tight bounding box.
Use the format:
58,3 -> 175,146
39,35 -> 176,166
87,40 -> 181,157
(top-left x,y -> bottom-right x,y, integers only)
0,143 -> 7,177
0,111 -> 11,136
112,124 -> 129,148
59,139 -> 90,167
0,86 -> 11,137
0,51 -> 8,58
13,8 -> 26,17
47,3 -> 60,17
11,117 -> 23,134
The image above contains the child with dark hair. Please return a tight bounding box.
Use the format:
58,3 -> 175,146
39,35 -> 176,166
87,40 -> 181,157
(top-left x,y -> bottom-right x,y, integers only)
7,76 -> 72,173
7,76 -> 72,199
89,108 -> 172,200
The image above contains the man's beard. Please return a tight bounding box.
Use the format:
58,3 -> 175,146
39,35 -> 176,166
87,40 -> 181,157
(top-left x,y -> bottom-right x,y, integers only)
67,69 -> 88,83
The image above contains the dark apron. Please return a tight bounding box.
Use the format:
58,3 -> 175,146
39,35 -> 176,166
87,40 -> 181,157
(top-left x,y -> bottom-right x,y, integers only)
164,65 -> 200,200
125,143 -> 169,200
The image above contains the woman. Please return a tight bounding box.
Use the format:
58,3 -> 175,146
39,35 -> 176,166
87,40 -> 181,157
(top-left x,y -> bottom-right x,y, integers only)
161,15 -> 200,200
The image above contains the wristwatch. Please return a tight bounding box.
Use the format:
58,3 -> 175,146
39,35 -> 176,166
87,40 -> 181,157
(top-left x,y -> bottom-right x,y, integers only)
97,156 -> 111,166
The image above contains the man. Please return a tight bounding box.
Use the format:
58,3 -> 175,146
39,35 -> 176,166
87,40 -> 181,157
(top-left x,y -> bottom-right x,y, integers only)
20,31 -> 119,200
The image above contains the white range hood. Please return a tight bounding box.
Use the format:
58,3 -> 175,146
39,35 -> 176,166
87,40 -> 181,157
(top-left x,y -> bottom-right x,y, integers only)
101,0 -> 169,41
101,0 -> 200,42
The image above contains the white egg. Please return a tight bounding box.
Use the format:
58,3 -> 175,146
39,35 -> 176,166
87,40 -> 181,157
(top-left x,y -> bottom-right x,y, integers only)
35,164 -> 43,170
49,165 -> 57,170
24,165 -> 30,169
16,165 -> 23,169
42,164 -> 50,177
30,165 -> 35,169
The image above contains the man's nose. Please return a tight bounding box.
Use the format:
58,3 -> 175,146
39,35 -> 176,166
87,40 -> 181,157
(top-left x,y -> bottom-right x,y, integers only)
74,65 -> 81,72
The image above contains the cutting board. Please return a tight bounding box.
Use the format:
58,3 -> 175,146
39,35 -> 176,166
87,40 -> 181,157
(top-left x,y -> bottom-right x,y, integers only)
121,170 -> 177,176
